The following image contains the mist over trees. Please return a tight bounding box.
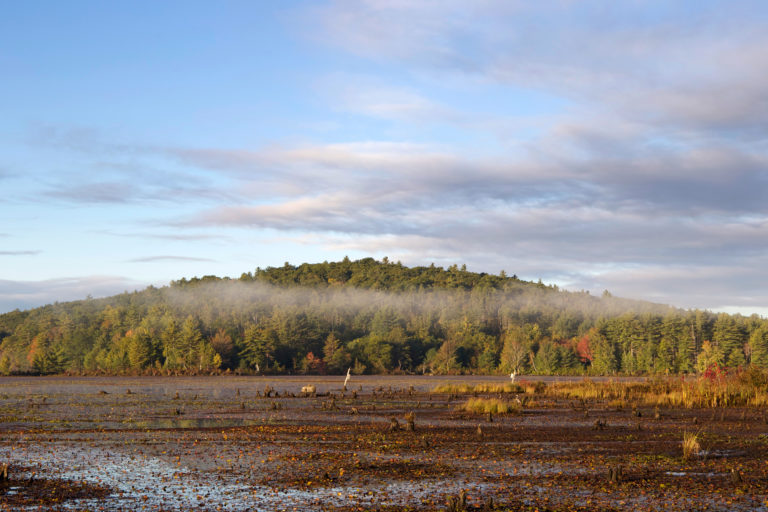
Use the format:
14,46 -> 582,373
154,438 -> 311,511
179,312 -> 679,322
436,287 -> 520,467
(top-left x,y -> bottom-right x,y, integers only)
0,258 -> 765,376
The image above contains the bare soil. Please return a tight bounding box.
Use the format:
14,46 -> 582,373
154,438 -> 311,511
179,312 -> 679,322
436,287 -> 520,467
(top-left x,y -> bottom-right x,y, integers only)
1,375 -> 767,511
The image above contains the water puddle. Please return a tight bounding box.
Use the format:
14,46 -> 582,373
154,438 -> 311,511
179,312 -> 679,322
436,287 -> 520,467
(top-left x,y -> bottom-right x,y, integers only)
3,444 -> 487,511
665,471 -> 725,478
696,449 -> 745,458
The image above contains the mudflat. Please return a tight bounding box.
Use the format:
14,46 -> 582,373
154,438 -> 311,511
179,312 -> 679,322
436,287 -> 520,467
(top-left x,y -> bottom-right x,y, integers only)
0,375 -> 766,511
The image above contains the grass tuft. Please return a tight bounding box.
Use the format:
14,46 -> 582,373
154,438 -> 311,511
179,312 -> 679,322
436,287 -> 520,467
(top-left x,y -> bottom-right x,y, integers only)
461,397 -> 521,415
433,383 -> 523,394
682,430 -> 701,460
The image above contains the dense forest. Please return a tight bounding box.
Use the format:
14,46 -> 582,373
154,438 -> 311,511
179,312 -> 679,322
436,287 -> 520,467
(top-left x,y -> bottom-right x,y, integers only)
1,258 -> 766,376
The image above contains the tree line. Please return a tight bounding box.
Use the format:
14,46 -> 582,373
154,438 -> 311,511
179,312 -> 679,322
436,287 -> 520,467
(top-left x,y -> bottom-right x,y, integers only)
0,257 -> 766,376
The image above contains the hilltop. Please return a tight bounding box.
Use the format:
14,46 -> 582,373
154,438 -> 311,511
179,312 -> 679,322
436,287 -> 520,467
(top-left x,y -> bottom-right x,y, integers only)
0,258 -> 765,375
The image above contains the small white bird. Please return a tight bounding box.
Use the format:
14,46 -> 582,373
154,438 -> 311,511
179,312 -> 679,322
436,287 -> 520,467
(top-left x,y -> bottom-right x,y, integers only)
255,363 -> 260,374
510,371 -> 516,383
344,367 -> 351,389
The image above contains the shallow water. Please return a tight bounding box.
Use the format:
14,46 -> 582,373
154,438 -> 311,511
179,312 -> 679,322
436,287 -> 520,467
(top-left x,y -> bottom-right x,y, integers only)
5,443 -> 488,511
0,374 -> 645,396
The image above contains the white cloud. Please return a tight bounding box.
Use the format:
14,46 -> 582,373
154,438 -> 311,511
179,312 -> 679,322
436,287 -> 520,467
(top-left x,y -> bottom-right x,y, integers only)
160,130 -> 768,311
0,250 -> 40,256
310,1 -> 768,134
129,256 -> 216,263
316,74 -> 452,121
0,276 -> 148,313
8,2 -> 767,314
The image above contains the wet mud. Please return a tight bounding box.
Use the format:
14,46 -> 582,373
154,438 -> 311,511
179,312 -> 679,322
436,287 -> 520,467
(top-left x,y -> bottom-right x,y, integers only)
1,375 -> 767,511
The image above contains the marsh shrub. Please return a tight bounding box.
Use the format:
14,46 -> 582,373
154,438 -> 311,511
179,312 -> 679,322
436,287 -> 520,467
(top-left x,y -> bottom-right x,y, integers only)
462,397 -> 521,415
735,365 -> 768,389
544,368 -> 768,408
432,383 -> 524,394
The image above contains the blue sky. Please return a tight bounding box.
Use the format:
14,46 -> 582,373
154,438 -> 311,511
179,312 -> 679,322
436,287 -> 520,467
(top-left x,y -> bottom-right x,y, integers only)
2,0 -> 768,315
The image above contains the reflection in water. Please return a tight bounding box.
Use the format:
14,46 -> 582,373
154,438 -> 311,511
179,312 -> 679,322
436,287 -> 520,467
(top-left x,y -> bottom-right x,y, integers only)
6,444 -> 472,512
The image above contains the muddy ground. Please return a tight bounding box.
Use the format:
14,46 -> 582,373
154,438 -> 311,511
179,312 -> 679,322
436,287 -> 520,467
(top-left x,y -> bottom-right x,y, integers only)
1,375 -> 767,511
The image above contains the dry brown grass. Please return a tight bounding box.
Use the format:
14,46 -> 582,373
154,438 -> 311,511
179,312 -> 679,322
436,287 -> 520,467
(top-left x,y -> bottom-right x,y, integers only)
544,370 -> 768,409
682,431 -> 701,460
434,368 -> 768,409
461,397 -> 522,415
432,383 -> 523,394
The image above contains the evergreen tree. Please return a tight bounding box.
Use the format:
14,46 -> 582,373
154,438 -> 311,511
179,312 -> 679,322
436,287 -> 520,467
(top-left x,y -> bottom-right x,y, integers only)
749,323 -> 768,368
558,344 -> 580,373
591,331 -> 619,374
161,318 -> 184,370
197,341 -> 222,372
240,323 -> 277,371
1,258 -> 762,377
712,314 -> 746,368
534,340 -> 561,374
477,346 -> 499,373
127,327 -> 153,370
637,314 -> 661,373
179,316 -> 204,369
323,333 -> 350,374
659,314 -> 686,372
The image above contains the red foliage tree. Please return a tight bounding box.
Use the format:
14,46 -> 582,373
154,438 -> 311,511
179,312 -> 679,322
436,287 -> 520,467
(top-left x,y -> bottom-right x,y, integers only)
576,328 -> 597,364
302,352 -> 326,375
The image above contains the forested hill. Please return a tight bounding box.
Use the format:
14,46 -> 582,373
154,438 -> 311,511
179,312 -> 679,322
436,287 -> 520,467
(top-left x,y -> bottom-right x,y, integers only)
0,258 -> 766,376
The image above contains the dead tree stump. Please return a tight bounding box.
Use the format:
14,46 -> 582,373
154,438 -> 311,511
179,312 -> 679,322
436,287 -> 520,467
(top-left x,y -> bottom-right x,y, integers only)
608,465 -> 623,483
446,489 -> 468,512
405,412 -> 415,432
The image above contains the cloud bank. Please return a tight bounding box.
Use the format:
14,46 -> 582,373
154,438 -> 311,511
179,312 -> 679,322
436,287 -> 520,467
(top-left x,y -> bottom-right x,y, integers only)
0,276 -> 147,313
0,250 -> 40,256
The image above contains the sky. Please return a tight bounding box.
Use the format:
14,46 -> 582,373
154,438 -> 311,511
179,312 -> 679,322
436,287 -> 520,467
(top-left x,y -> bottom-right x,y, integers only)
1,0 -> 768,315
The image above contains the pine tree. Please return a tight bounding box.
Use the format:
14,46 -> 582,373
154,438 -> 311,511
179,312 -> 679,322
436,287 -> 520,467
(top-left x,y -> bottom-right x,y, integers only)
749,323 -> 768,368
179,316 -> 204,369
558,344 -> 580,373
712,314 -> 746,368
197,341 -> 222,371
323,333 -> 350,374
591,332 -> 619,375
660,314 -> 687,372
477,346 -> 499,373
533,340 -> 561,374
161,318 -> 183,370
127,328 -> 153,370
240,323 -> 277,371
